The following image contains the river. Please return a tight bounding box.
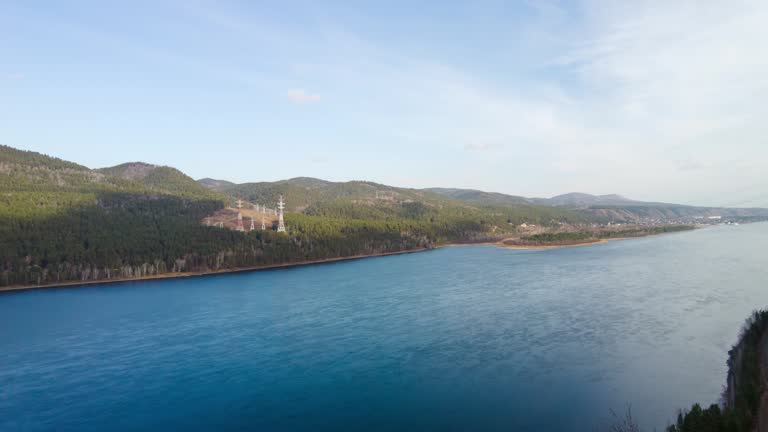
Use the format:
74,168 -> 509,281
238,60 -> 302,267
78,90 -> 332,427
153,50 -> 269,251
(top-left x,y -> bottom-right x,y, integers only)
2,223 -> 767,431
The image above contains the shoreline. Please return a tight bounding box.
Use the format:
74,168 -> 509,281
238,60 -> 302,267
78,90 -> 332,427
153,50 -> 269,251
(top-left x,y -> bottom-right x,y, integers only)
0,248 -> 431,294
495,238 -> 610,249
0,226 -> 702,293
494,225 -> 704,249
441,238 -> 609,249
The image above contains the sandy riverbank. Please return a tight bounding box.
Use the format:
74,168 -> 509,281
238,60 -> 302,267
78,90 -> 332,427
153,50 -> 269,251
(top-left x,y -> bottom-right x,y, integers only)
445,237 -> 613,249
495,238 -> 610,249
493,225 -> 702,250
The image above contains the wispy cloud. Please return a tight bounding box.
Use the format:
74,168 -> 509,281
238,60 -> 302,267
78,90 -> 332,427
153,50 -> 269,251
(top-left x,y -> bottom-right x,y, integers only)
155,1 -> 768,203
287,88 -> 321,104
309,156 -> 328,164
12,0 -> 763,205
2,72 -> 24,80
464,142 -> 498,152
464,142 -> 490,151
675,159 -> 704,172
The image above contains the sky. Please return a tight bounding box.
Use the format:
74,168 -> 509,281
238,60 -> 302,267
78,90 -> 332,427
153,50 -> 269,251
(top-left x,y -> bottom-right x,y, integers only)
2,0 -> 767,207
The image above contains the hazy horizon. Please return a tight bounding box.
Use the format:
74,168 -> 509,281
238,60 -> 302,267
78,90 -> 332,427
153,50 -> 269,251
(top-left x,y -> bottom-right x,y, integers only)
3,1 -> 767,207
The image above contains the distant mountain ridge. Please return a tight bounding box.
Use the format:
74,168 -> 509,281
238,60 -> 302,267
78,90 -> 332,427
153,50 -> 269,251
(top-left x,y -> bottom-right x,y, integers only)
547,192 -> 634,207
424,188 -> 533,206
194,176 -> 584,225
423,186 -> 768,221
202,177 -> 768,223
425,188 -> 640,207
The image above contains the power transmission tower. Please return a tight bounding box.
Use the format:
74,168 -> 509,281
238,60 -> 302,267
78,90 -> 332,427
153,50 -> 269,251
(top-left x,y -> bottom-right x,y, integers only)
277,195 -> 286,232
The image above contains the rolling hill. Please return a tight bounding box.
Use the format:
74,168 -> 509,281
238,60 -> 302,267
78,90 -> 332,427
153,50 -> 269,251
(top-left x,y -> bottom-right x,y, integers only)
546,192 -> 634,207
424,188 -> 534,206
3,145 -> 574,288
197,177 -> 588,226
197,178 -> 236,192
0,145 -> 228,286
96,162 -> 224,200
425,187 -> 768,223
203,177 -> 768,225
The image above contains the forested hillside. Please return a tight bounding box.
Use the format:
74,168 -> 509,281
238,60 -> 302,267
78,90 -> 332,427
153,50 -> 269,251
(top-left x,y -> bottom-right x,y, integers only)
97,162 -> 224,200
0,146 -> 431,287
200,177 -> 587,226
2,146 -> 568,288
0,145 -> 226,286
425,188 -> 535,206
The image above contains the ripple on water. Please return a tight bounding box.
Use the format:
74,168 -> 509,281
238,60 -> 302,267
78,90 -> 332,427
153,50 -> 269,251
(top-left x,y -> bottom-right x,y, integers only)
1,224 -> 768,431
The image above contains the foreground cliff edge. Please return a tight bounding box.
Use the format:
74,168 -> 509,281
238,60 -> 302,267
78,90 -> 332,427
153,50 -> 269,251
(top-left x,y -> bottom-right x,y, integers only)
609,309 -> 768,432
663,310 -> 768,432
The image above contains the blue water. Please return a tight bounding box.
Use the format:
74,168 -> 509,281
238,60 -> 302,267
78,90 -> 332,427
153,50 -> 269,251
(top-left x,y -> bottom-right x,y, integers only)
2,224 -> 768,431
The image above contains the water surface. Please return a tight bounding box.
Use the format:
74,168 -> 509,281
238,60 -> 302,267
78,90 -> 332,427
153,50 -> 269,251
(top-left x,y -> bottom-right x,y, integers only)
2,223 -> 768,431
